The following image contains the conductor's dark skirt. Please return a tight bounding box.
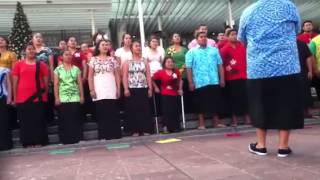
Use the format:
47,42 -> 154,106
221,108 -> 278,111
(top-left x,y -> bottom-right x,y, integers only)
247,74 -> 304,130
194,85 -> 222,114
161,95 -> 181,132
58,102 -> 83,144
225,79 -> 249,116
94,99 -> 122,140
125,88 -> 154,134
0,97 -> 13,151
17,102 -> 48,147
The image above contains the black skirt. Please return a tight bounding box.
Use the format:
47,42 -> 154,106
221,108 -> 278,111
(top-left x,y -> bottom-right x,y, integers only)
0,97 -> 13,151
94,99 -> 122,140
58,102 -> 83,144
17,102 -> 48,147
247,74 -> 304,130
125,88 -> 154,134
225,79 -> 249,116
46,86 -> 55,124
150,93 -> 162,116
83,82 -> 95,122
161,95 -> 181,132
194,85 -> 222,114
8,105 -> 18,130
182,78 -> 196,113
311,76 -> 320,101
301,73 -> 313,108
151,79 -> 162,116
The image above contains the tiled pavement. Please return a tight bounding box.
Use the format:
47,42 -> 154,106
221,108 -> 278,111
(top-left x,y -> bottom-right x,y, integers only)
0,124 -> 320,180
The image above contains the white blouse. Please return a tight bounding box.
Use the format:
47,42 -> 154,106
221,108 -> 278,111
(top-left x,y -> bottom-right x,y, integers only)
88,56 -> 119,101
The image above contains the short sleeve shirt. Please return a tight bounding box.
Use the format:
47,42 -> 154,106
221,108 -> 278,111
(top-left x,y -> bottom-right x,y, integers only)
115,47 -> 133,66
88,56 -> 119,100
0,51 -> 17,69
12,60 -> 48,103
166,46 -> 188,69
309,35 -> 320,71
185,46 -> 223,89
297,33 -> 318,44
153,69 -> 181,96
219,42 -> 247,81
54,65 -> 81,103
238,0 -> 301,79
143,47 -> 165,76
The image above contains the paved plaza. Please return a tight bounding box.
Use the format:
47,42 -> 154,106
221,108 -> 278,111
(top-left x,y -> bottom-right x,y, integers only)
0,124 -> 319,180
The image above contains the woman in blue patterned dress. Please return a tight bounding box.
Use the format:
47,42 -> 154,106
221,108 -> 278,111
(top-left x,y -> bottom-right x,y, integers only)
239,0 -> 303,158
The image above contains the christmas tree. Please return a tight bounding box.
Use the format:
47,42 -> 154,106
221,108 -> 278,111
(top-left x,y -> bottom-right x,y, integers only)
8,2 -> 32,59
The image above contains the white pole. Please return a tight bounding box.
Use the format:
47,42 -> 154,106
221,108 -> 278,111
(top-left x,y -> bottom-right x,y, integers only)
157,15 -> 163,47
90,9 -> 96,36
137,0 -> 146,53
227,0 -> 234,28
153,96 -> 159,134
181,95 -> 186,130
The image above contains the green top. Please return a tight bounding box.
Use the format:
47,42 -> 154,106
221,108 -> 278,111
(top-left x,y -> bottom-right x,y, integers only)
166,46 -> 188,78
309,35 -> 320,69
54,64 -> 81,103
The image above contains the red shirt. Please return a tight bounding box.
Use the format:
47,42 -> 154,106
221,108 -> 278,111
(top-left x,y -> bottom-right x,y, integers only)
219,41 -> 247,81
153,69 -> 181,96
217,39 -> 228,49
58,50 -> 87,71
297,32 -> 318,44
83,51 -> 93,60
12,60 -> 48,103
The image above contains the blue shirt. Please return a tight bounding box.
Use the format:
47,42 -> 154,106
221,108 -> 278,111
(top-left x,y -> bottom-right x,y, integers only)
0,67 -> 10,98
185,46 -> 222,89
238,0 -> 301,79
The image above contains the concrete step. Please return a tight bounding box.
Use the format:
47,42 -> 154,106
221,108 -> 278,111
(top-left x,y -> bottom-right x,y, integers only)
3,119 -> 320,156
10,113 -> 239,148
11,117 -> 320,148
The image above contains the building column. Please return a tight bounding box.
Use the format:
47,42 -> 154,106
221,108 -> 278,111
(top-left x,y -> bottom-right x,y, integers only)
157,15 -> 163,47
117,22 -> 128,48
137,0 -> 146,53
227,0 -> 235,28
90,9 -> 96,36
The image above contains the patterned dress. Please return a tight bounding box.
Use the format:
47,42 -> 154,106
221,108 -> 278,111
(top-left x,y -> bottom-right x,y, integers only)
125,59 -> 153,134
238,0 -> 304,130
88,56 -> 119,100
88,56 -> 122,140
35,47 -> 53,65
54,65 -> 81,103
54,64 -> 83,144
128,60 -> 148,89
238,0 -> 301,79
